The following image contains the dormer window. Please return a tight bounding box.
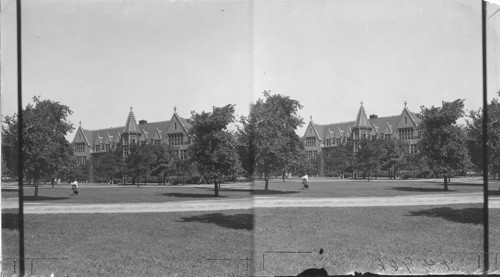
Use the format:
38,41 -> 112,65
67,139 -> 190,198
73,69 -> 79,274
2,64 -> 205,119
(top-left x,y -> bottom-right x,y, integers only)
405,117 -> 407,124
175,122 -> 177,130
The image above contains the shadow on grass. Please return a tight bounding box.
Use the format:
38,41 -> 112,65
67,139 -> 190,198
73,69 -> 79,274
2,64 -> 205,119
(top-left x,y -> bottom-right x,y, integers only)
217,189 -> 299,195
421,181 -> 483,186
2,213 -> 19,230
163,193 -> 226,198
489,190 -> 500,196
390,187 -> 456,192
179,213 -> 253,230
23,196 -> 70,201
407,207 -> 483,225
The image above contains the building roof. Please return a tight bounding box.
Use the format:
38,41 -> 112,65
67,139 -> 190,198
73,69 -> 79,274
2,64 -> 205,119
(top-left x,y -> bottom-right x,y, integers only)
311,114 -> 407,140
123,107 -> 140,134
305,102 -> 421,141
353,103 -> 370,129
81,120 -> 182,145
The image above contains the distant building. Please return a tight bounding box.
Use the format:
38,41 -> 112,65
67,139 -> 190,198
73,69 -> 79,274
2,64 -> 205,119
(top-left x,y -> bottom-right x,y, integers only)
71,107 -> 191,182
303,102 -> 421,176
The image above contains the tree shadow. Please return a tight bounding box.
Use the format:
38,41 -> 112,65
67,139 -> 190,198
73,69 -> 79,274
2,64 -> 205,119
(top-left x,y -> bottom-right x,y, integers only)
23,196 -> 70,201
390,187 -> 456,192
2,213 -> 19,230
488,190 -> 500,196
421,181 -> 483,187
217,188 -> 300,195
178,213 -> 253,230
163,193 -> 226,198
407,207 -> 483,225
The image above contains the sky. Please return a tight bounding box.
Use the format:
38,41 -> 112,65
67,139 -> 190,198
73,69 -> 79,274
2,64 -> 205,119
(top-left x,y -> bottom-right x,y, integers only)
1,0 -> 500,141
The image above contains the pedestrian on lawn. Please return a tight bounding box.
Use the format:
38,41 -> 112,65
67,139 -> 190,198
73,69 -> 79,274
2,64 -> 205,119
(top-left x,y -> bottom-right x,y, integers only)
301,174 -> 309,189
71,180 -> 79,196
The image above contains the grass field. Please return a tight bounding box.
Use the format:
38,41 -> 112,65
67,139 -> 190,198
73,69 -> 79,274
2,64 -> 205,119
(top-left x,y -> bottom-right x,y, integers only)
2,210 -> 253,276
2,178 -> 499,276
2,178 -> 498,204
2,204 -> 499,276
253,204 -> 500,276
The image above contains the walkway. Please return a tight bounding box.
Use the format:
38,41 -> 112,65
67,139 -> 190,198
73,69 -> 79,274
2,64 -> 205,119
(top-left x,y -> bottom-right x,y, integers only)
2,192 -> 499,214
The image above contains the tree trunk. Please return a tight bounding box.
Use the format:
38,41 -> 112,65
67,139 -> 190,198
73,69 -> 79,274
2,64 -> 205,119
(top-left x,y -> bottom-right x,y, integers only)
282,169 -> 286,182
264,173 -> 269,191
443,175 -> 448,191
144,175 -> 147,186
51,177 -> 55,188
34,183 -> 39,198
214,179 -> 219,197
367,171 -> 370,181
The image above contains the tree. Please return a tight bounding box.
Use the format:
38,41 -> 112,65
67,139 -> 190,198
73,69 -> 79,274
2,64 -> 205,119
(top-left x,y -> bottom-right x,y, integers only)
240,92 -> 304,190
418,99 -> 471,190
150,144 -> 178,185
94,148 -> 122,184
356,139 -> 385,181
467,91 -> 500,182
378,138 -> 408,179
323,141 -> 353,178
188,104 -> 241,196
125,144 -> 156,186
2,97 -> 75,197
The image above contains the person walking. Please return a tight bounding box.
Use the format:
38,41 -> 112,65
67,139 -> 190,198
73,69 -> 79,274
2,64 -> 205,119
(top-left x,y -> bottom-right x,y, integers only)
71,180 -> 79,196
301,174 -> 309,190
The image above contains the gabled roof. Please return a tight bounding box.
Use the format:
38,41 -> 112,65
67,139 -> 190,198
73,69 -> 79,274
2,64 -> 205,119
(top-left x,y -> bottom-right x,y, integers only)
94,134 -> 103,145
123,107 -> 140,135
166,112 -> 192,137
304,120 -> 323,141
153,127 -> 162,140
384,122 -> 394,134
140,129 -> 149,141
113,132 -> 121,143
73,126 -> 92,146
103,133 -> 112,144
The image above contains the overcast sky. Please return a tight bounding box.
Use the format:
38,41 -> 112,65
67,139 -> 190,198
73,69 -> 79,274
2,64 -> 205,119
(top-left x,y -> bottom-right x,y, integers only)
1,0 -> 500,141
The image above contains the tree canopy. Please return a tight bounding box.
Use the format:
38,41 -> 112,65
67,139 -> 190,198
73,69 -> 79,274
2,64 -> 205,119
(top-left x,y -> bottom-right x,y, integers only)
239,91 -> 305,190
467,91 -> 500,180
2,96 -> 75,196
418,99 -> 471,190
188,104 -> 241,196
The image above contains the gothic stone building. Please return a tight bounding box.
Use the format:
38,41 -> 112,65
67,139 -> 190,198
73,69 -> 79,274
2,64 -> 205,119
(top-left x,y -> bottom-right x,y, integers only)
303,102 -> 421,177
71,107 -> 191,182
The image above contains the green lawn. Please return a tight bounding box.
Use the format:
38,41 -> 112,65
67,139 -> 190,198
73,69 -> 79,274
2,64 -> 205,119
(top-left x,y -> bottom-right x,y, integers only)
2,210 -> 253,277
3,204 -> 499,276
253,204 -> 500,276
2,179 -> 497,205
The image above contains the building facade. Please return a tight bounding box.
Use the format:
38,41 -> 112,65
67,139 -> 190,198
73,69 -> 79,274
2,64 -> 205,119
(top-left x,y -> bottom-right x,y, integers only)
71,107 -> 191,182
303,102 -> 421,176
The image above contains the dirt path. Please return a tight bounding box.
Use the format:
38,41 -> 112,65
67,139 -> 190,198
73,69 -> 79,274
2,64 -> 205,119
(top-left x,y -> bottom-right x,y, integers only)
2,192 -> 499,214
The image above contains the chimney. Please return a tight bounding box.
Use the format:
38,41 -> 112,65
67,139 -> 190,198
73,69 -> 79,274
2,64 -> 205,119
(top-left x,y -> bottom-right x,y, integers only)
369,114 -> 378,119
139,120 -> 148,125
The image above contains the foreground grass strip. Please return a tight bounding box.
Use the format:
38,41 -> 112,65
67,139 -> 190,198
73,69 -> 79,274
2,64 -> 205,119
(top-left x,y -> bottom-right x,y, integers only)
2,210 -> 254,277
253,204 -> 500,276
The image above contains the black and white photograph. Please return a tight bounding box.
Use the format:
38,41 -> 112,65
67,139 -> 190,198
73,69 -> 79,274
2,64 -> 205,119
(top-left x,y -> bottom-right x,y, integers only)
1,0 -> 500,276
